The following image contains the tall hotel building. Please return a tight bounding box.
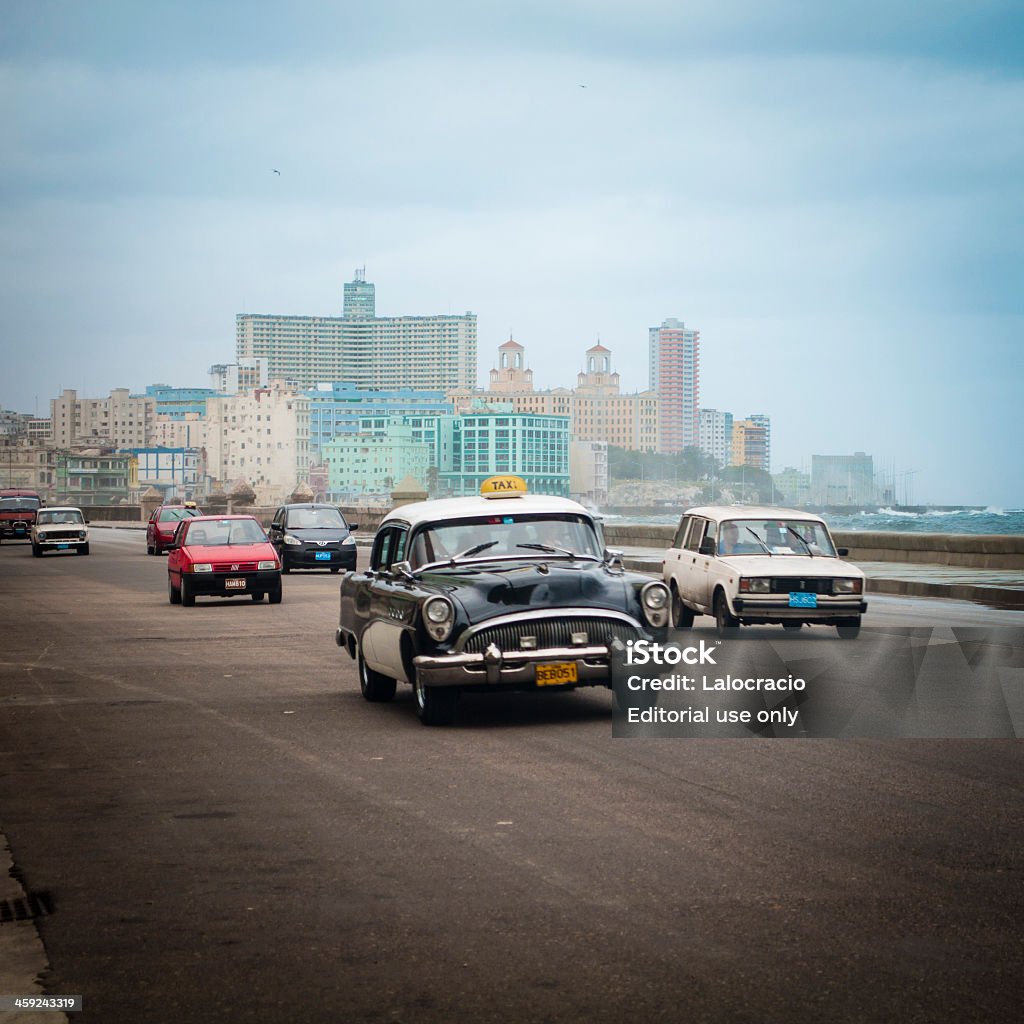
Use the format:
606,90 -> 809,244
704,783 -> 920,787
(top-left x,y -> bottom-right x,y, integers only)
648,317 -> 700,454
236,270 -> 477,391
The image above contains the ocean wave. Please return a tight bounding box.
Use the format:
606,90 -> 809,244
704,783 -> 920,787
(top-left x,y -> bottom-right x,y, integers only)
877,507 -> 920,518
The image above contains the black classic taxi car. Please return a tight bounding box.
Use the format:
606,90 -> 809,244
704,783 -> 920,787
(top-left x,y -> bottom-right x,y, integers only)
335,476 -> 671,725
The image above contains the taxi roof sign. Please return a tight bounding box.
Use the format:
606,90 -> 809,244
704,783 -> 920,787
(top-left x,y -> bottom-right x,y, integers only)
480,475 -> 528,499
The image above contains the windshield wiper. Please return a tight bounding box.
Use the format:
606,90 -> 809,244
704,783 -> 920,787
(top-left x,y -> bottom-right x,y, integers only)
450,540 -> 498,563
516,542 -> 582,561
786,526 -> 814,557
745,528 -> 773,555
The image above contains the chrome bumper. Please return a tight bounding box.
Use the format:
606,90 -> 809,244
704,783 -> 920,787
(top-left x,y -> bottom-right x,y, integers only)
413,642 -> 614,688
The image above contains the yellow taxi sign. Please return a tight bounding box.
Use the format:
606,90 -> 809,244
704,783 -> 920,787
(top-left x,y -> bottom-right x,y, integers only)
480,475 -> 528,499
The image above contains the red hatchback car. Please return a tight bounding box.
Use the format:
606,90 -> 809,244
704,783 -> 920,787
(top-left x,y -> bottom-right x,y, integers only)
147,504 -> 203,555
166,515 -> 282,606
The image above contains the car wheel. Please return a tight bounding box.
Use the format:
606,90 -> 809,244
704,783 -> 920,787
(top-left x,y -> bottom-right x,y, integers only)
181,576 -> 196,607
168,575 -> 181,605
268,581 -> 283,604
413,675 -> 459,725
358,653 -> 397,703
782,621 -> 801,631
251,592 -> 264,602
836,617 -> 861,640
32,542 -> 41,557
77,543 -> 89,556
281,560 -> 291,574
670,584 -> 694,628
146,543 -> 154,555
330,567 -> 340,574
714,591 -> 739,639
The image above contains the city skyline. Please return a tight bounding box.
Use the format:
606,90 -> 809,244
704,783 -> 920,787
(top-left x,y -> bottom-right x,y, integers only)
2,2 -> 1021,505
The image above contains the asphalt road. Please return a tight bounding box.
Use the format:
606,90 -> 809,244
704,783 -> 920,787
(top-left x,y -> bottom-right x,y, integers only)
1,528 -> 1022,1024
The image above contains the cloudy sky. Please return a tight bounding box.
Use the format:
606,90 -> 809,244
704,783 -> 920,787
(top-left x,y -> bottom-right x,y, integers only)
2,1 -> 1022,505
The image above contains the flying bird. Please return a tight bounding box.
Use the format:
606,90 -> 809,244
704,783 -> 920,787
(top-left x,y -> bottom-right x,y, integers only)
272,168 -> 281,175
578,84 -> 587,88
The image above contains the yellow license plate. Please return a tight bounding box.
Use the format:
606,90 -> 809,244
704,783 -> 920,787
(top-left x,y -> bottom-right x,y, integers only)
536,662 -> 578,686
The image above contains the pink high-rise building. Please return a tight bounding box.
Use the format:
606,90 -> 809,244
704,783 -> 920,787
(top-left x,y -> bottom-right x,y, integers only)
648,318 -> 700,454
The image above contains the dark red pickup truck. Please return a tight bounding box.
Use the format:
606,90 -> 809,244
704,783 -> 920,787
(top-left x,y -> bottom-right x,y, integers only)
0,489 -> 43,542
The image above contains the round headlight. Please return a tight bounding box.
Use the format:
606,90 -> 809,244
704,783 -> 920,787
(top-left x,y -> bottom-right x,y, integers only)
642,582 -> 669,609
38,530 -> 47,539
423,596 -> 455,641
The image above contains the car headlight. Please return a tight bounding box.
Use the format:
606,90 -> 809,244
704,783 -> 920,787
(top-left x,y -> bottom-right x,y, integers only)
38,530 -> 47,539
342,535 -> 356,546
258,560 -> 278,570
640,581 -> 670,628
191,563 -> 213,573
79,531 -> 87,540
283,534 -> 302,546
423,596 -> 455,642
833,578 -> 863,595
740,578 -> 771,594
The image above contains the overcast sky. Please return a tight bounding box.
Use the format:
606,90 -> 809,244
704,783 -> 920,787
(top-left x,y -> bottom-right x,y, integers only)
2,1 -> 1021,505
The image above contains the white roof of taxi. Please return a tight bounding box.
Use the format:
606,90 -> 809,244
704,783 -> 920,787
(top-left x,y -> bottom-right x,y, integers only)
37,505 -> 83,513
383,493 -> 590,529
684,505 -> 827,523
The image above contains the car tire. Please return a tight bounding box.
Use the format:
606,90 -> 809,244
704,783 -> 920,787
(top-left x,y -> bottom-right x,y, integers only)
77,543 -> 89,556
330,567 -> 340,574
31,542 -> 40,557
168,575 -> 181,605
358,654 -> 397,703
251,592 -> 264,602
782,621 -> 801,631
146,543 -> 154,555
836,617 -> 861,640
181,576 -> 196,607
714,591 -> 739,639
670,584 -> 694,628
268,581 -> 283,604
281,560 -> 291,574
414,676 -> 459,726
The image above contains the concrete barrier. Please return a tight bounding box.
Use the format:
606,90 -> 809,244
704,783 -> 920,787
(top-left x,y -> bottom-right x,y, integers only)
603,523 -> 1024,570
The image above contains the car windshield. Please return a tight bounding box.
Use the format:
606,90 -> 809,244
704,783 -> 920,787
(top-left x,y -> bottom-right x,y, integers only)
409,514 -> 603,568
159,507 -> 199,522
717,519 -> 837,557
37,510 -> 84,525
0,496 -> 41,511
286,508 -> 346,529
185,519 -> 268,546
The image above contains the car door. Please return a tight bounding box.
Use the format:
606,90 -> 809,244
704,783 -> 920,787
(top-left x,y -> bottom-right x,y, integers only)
360,524 -> 412,681
683,517 -> 714,611
664,515 -> 692,602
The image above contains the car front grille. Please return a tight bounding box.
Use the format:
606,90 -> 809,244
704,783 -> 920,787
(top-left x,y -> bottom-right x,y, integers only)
211,560 -> 260,573
41,530 -> 82,541
460,616 -> 642,654
769,578 -> 833,594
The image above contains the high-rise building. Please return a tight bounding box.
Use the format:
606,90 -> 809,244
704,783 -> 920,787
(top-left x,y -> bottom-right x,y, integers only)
747,413 -> 771,473
731,418 -> 769,472
50,388 -> 156,449
698,408 -> 733,469
648,318 -> 700,454
236,272 -> 477,392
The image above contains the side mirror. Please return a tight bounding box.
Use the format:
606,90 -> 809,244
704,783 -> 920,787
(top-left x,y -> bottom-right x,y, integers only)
83,519 -> 90,525
391,559 -> 415,581
837,547 -> 849,557
349,524 -> 359,531
699,537 -> 716,556
603,548 -> 624,569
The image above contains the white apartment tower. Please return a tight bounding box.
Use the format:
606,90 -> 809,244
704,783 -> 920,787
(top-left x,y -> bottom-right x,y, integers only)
236,272 -> 477,392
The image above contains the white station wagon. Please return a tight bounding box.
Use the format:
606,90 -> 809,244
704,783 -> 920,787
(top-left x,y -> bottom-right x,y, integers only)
663,506 -> 866,639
